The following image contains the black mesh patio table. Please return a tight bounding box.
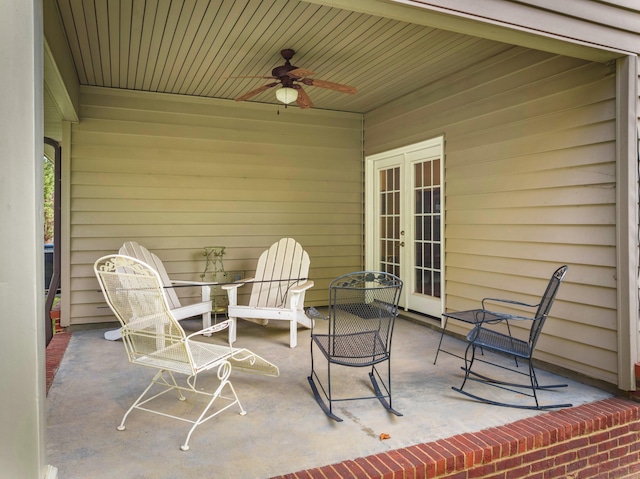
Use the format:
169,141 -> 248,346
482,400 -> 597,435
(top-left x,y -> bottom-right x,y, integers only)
433,309 -> 507,364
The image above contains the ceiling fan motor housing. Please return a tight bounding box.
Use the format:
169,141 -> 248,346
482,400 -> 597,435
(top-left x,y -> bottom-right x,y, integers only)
272,49 -> 298,81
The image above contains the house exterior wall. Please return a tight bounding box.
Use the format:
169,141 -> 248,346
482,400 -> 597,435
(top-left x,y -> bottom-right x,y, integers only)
46,1 -> 639,387
324,0 -> 640,63
402,0 -> 640,55
67,86 -> 363,328
364,47 -> 618,385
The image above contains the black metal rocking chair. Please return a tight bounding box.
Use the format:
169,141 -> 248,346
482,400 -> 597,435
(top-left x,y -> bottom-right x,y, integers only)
307,271 -> 403,422
452,265 -> 571,410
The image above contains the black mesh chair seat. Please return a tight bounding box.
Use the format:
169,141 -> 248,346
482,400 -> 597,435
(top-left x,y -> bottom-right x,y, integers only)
467,327 -> 531,359
307,271 -> 403,422
313,331 -> 389,366
451,265 -> 572,410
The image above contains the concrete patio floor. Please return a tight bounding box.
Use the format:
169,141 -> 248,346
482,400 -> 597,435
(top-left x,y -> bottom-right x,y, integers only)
46,316 -> 613,479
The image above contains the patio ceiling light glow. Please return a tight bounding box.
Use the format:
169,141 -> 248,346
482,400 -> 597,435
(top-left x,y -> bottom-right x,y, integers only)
276,87 -> 298,105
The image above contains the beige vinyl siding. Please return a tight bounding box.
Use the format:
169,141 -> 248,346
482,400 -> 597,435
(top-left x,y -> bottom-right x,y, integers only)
396,0 -> 640,56
364,47 -> 617,384
69,86 -> 363,328
484,0 -> 640,52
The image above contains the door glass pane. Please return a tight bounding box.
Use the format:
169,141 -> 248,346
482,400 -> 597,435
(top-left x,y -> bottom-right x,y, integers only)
424,243 -> 432,268
433,159 -> 440,186
413,159 -> 441,298
379,167 -> 401,276
424,190 -> 432,214
423,161 -> 432,186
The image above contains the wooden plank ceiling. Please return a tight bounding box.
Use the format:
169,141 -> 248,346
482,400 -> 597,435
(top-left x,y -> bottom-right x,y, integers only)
54,0 -> 514,113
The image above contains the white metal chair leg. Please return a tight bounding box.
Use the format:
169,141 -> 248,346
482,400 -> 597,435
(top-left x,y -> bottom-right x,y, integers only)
104,328 -> 123,341
117,370 -> 185,431
180,361 -> 246,451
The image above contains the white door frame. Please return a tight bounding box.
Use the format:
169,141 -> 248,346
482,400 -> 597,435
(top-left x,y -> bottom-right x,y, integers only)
365,136 -> 445,316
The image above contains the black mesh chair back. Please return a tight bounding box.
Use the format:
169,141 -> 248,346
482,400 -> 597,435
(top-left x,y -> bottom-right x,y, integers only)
529,265 -> 568,350
326,272 -> 402,366
308,271 -> 403,422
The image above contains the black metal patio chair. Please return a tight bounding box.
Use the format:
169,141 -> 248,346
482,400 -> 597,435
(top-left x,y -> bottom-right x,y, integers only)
307,271 -> 403,422
451,265 -> 571,410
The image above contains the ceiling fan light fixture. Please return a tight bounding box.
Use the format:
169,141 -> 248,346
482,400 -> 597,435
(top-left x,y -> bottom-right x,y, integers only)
276,87 -> 298,104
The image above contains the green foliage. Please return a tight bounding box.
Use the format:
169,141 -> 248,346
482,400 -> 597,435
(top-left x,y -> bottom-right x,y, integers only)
200,246 -> 226,281
200,246 -> 229,316
43,157 -> 55,243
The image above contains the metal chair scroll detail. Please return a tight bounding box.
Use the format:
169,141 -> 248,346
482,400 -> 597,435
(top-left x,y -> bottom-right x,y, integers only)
104,241 -> 213,341
451,265 -> 571,410
222,238 -> 314,348
307,271 -> 403,422
94,254 -> 279,451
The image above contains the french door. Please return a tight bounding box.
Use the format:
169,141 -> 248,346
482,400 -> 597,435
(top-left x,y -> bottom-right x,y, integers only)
365,137 -> 444,317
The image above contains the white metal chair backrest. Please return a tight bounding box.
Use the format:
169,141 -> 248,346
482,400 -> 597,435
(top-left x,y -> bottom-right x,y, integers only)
249,238 -> 310,309
119,241 -> 182,311
95,254 -> 195,373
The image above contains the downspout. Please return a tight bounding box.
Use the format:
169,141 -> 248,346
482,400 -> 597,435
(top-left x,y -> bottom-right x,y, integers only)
636,125 -> 640,395
361,113 -> 366,270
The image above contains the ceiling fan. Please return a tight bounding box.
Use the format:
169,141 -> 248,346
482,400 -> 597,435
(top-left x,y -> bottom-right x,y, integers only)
232,49 -> 357,109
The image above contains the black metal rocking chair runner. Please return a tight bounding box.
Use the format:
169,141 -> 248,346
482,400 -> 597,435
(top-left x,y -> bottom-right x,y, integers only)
451,265 -> 571,410
307,271 -> 403,422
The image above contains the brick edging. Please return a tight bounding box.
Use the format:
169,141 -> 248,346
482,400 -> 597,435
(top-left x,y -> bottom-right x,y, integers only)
46,331 -> 72,395
274,397 -> 640,479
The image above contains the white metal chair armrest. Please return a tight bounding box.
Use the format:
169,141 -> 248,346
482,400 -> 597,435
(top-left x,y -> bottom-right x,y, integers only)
186,319 -> 233,341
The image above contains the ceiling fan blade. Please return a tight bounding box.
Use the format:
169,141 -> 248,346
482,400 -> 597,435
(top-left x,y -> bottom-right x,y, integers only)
224,76 -> 275,79
295,87 -> 313,109
235,83 -> 279,102
288,68 -> 315,79
301,78 -> 356,94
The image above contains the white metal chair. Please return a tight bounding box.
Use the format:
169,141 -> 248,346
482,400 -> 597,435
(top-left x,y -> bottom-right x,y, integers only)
94,254 -> 279,451
222,238 -> 314,348
104,241 -> 212,340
